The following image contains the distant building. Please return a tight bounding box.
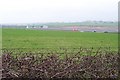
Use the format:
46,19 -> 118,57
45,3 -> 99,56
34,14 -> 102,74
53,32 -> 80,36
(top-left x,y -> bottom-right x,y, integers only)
80,31 -> 84,32
42,25 -> 48,29
26,25 -> 48,29
26,26 -> 29,29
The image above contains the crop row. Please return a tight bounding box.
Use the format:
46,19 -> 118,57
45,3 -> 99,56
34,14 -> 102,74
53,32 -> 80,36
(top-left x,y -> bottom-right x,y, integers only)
1,48 -> 119,79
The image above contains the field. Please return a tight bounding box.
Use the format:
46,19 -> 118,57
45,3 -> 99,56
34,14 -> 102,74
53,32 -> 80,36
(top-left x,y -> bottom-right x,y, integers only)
3,28 -> 118,51
2,28 -> 119,78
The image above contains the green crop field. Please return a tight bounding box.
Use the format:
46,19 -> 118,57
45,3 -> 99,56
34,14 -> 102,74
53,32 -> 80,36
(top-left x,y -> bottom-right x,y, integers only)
2,28 -> 119,78
2,28 -> 118,52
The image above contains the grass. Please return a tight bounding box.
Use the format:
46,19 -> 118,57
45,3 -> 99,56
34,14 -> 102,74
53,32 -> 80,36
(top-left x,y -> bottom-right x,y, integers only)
2,28 -> 118,52
2,28 -> 119,78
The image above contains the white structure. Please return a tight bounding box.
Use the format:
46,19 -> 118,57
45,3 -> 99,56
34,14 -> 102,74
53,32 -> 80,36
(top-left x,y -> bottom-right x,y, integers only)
42,25 -> 48,29
80,31 -> 84,32
26,25 -> 29,29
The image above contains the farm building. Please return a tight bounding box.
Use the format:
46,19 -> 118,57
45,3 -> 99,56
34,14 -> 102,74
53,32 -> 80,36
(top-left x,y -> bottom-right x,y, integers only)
26,25 -> 48,29
41,25 -> 48,29
26,26 -> 29,29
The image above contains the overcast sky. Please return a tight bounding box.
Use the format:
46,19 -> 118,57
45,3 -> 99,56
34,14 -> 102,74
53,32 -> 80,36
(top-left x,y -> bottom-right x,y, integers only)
0,0 -> 119,23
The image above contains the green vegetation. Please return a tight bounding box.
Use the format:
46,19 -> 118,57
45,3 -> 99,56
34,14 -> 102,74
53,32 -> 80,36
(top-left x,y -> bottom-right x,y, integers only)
2,28 -> 118,52
2,28 -> 118,78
